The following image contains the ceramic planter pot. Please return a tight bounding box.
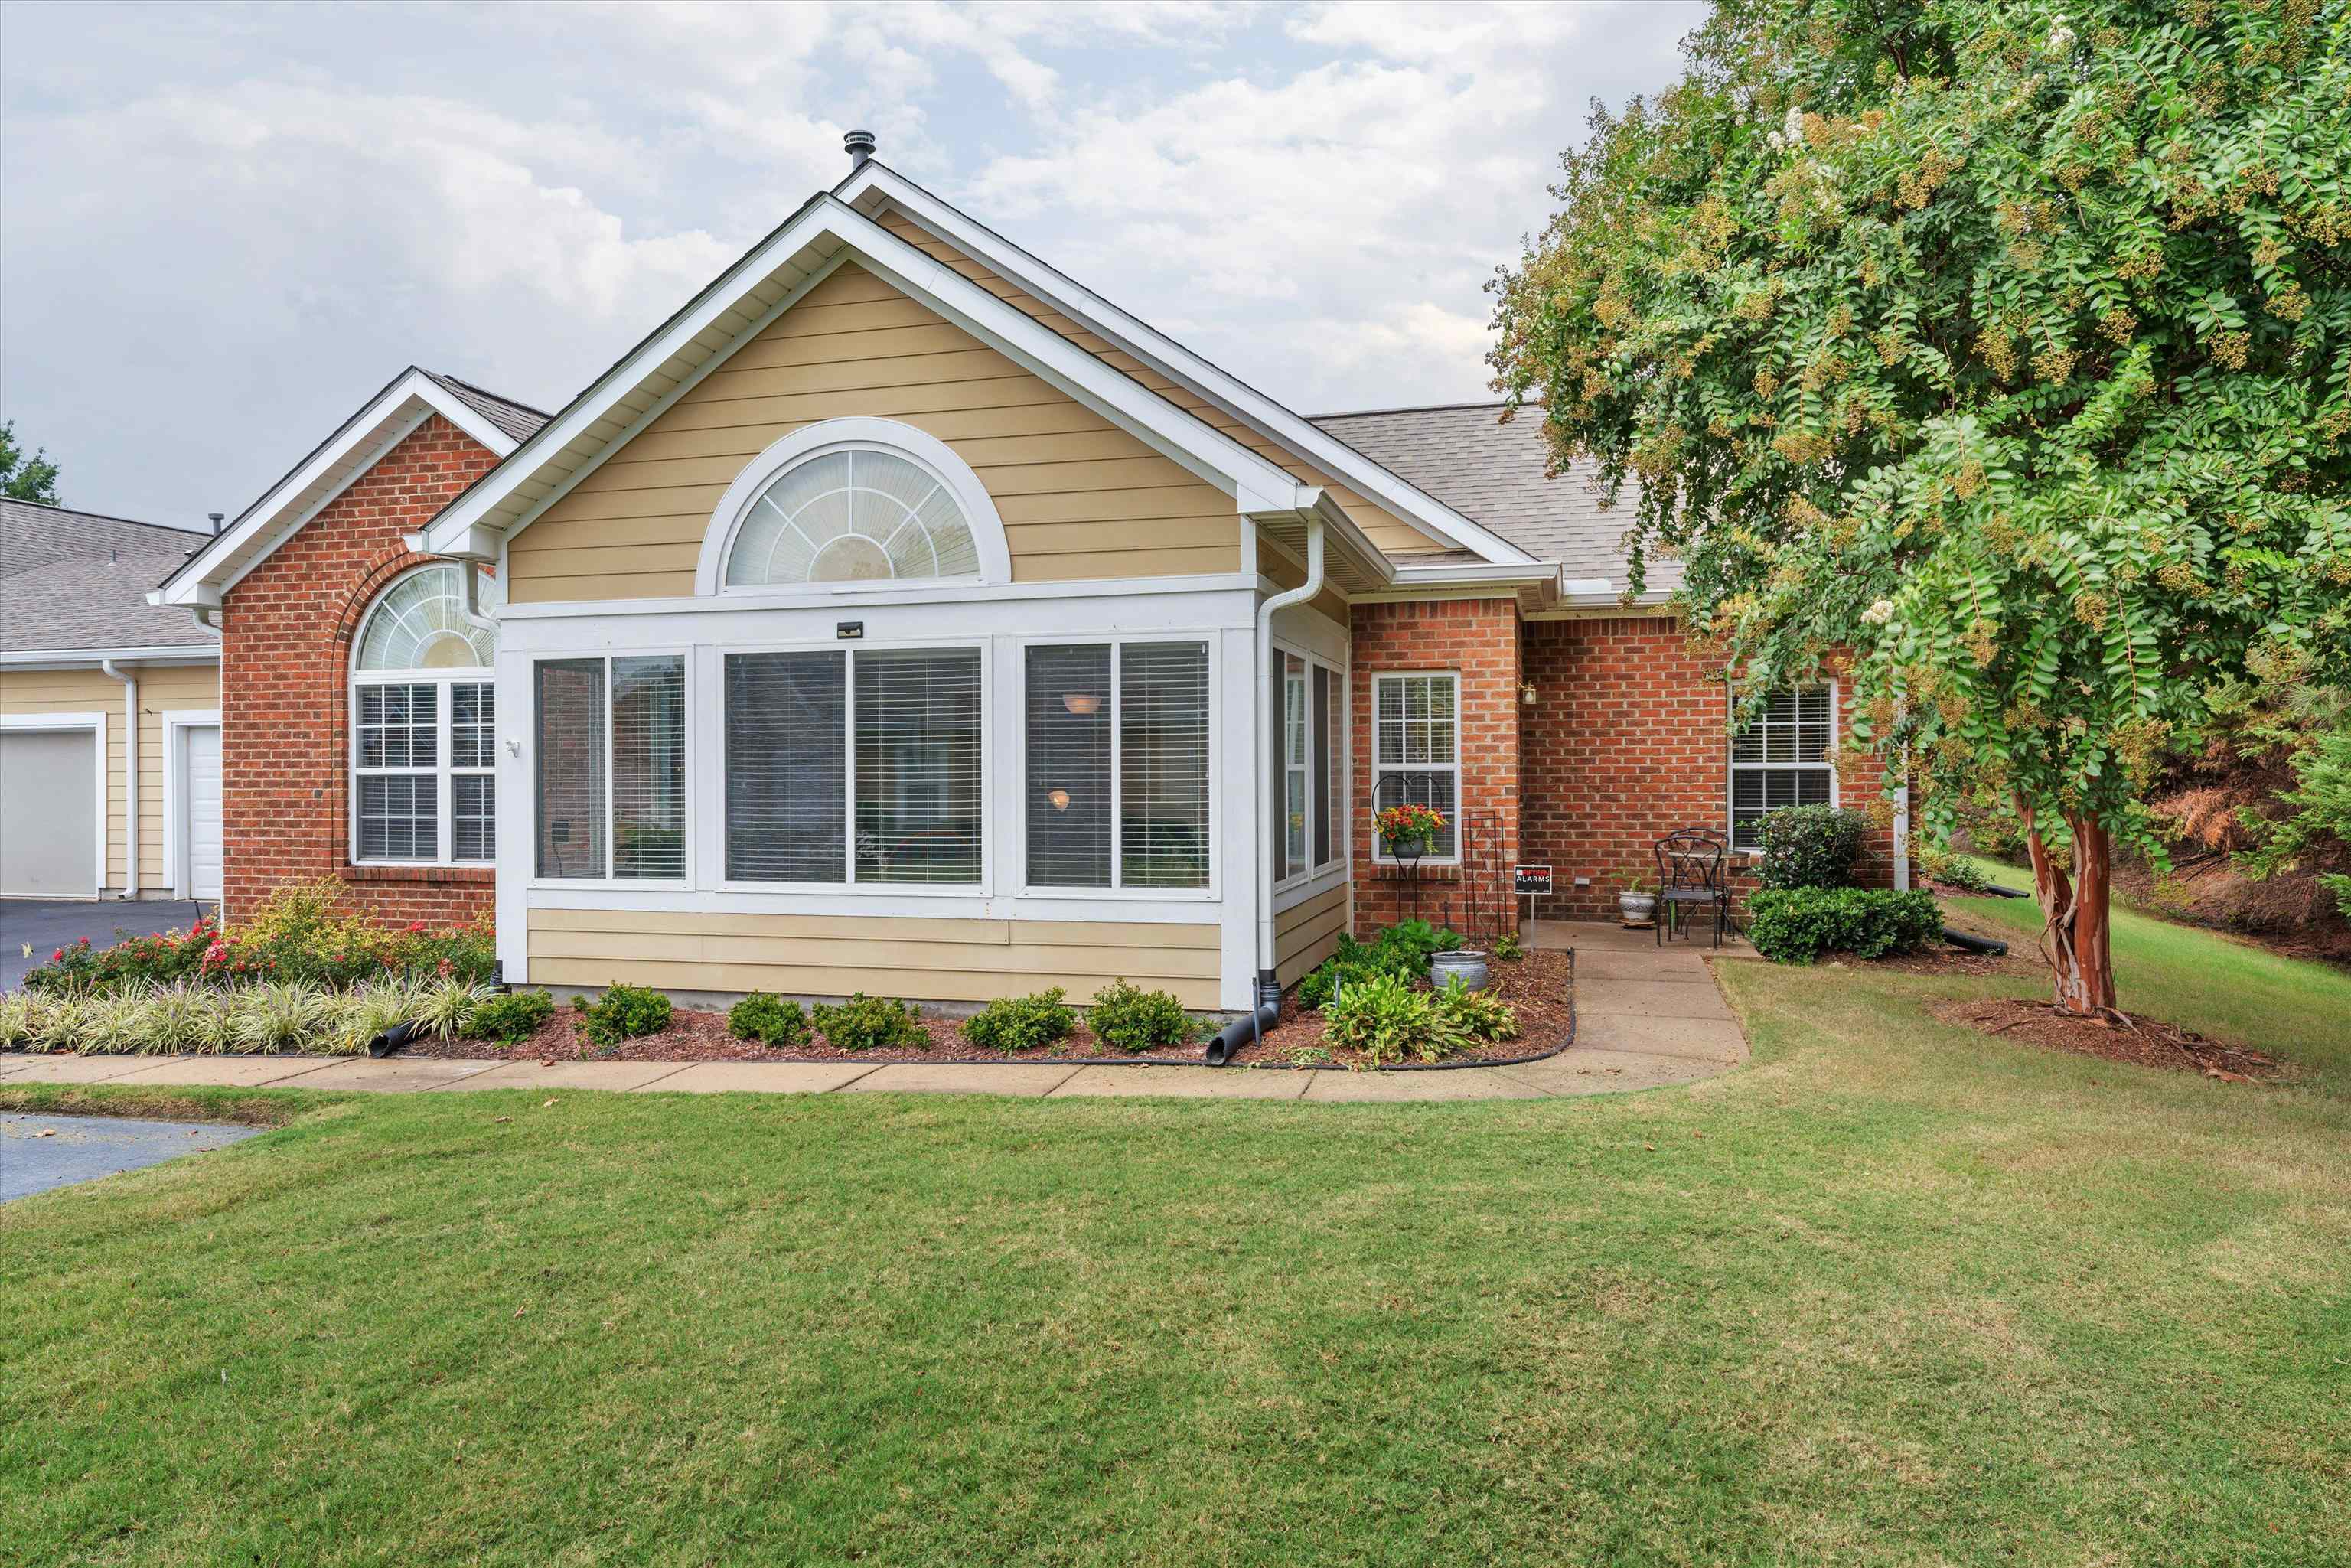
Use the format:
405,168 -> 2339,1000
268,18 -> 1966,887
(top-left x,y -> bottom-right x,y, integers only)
1383,833 -> 1430,859
1430,949 -> 1489,992
1619,891 -> 1658,926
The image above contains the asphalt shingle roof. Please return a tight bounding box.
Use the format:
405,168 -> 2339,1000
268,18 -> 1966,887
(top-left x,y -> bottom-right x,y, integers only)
1,550 -> 219,653
425,372 -> 553,444
1309,403 -> 1679,594
1,496 -> 209,580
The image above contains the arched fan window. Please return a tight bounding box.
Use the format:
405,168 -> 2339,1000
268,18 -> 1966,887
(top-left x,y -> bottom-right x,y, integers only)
350,563 -> 501,866
723,447 -> 980,588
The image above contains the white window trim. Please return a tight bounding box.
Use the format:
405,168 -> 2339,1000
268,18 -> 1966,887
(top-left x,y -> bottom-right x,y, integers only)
696,418 -> 1013,598
349,565 -> 500,869
1270,640 -> 1349,893
1369,670 -> 1462,869
1011,632 -> 1221,902
1726,679 -> 1841,850
528,648 -> 696,891
2,710 -> 108,895
706,636 -> 993,897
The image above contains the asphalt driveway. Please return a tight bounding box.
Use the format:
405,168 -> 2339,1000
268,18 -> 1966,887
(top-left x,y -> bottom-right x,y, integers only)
1,900 -> 213,991
0,1110 -> 256,1201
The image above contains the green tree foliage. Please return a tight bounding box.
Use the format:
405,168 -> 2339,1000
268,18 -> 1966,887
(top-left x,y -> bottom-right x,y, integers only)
1491,0 -> 2351,1011
0,419 -> 62,504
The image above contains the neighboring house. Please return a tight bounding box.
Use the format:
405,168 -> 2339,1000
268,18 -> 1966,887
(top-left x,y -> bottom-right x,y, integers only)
1,499 -> 220,901
143,136 -> 1892,1009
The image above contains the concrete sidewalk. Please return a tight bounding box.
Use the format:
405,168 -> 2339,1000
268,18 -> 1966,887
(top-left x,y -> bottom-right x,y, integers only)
0,924 -> 1746,1104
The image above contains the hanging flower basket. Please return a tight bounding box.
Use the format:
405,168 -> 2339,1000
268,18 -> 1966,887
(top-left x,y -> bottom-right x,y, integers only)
1376,803 -> 1446,858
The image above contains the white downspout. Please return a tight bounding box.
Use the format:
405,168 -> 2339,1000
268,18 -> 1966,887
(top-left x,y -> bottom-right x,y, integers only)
101,659 -> 139,900
1253,517 -> 1325,1001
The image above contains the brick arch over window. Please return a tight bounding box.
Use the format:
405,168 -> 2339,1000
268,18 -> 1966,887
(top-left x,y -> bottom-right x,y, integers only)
216,411 -> 505,925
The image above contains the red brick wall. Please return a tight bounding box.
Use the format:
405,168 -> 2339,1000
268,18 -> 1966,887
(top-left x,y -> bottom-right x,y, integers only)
1348,597 -> 1521,938
1517,615 -> 1892,921
217,414 -> 501,927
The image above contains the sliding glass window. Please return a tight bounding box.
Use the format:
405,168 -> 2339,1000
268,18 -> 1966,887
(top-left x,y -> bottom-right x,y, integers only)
1024,640 -> 1211,891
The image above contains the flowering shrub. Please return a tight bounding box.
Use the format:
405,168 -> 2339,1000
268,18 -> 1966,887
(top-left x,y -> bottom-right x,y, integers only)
1374,803 -> 1447,849
18,880 -> 494,996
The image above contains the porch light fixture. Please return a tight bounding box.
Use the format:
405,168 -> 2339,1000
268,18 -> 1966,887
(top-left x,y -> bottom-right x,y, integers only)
1062,693 -> 1102,716
1520,682 -> 1539,706
1047,787 -> 1072,812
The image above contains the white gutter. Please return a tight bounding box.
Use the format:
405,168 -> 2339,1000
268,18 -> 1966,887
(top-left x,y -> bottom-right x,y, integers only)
100,659 -> 138,900
1253,514 -> 1325,999
0,644 -> 217,668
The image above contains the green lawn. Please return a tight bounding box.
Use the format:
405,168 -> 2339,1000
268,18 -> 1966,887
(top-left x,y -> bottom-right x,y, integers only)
4,917 -> 2347,1565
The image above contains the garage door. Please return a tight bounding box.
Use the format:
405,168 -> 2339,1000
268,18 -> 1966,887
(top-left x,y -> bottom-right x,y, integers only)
2,729 -> 100,898
184,724 -> 223,901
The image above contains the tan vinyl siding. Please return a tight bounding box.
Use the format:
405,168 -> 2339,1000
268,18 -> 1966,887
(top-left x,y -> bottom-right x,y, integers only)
0,663 -> 217,891
1273,883 -> 1348,986
509,262 -> 1241,602
528,906 -> 1224,1007
875,211 -> 1456,559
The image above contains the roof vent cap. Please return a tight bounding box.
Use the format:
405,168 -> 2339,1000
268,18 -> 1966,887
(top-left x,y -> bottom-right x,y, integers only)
843,129 -> 876,170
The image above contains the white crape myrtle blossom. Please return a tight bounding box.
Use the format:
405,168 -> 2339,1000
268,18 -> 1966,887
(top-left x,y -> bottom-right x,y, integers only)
2047,15 -> 2078,52
1860,598 -> 1896,626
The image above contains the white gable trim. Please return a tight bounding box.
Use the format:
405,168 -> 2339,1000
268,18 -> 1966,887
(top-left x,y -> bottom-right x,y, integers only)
154,369 -> 520,608
420,198 -> 1312,558
839,162 -> 1535,568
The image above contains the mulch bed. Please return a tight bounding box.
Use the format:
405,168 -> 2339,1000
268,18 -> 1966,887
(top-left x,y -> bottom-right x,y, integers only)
1214,948 -> 1577,1069
1929,997 -> 2285,1082
403,947 -> 1577,1072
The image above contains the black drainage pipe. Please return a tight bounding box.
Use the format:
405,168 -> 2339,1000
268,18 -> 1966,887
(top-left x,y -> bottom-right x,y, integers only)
367,1020 -> 425,1059
1942,927 -> 2008,957
1980,883 -> 2030,900
1203,975 -> 1282,1068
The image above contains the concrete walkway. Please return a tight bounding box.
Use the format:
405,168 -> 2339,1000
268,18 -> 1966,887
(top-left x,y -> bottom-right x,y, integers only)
0,924 -> 1747,1103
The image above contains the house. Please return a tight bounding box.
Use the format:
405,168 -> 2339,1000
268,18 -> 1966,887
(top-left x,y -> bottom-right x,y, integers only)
1,499 -> 220,901
132,135 -> 1893,1011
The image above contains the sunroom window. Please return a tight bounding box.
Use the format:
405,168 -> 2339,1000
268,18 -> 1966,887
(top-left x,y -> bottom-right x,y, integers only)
351,563 -> 497,865
722,646 -> 983,886
535,655 -> 687,881
1730,684 -> 1835,849
723,447 -> 980,588
1024,640 -> 1211,891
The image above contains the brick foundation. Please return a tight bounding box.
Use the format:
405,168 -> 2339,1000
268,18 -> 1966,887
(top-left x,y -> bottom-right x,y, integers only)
217,414 -> 502,927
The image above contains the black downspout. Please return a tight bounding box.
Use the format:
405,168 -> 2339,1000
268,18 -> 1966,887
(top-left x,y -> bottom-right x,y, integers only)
1204,970 -> 1283,1068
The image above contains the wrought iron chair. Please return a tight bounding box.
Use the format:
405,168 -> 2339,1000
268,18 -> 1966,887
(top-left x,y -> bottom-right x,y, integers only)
1652,828 -> 1732,948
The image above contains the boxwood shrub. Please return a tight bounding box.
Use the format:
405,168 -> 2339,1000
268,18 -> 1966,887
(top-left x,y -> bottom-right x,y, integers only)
573,983 -> 673,1048
961,988 -> 1075,1054
1084,980 -> 1195,1052
728,992 -> 809,1048
1756,805 -> 1870,891
1746,888 -> 1944,963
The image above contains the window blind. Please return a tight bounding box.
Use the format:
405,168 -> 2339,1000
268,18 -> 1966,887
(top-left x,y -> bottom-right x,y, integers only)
1322,663 -> 1345,868
726,651 -> 847,882
1373,673 -> 1459,859
1730,684 -> 1834,847
611,656 -> 686,879
536,659 -> 607,879
1311,665 -> 1332,868
1120,641 -> 1210,889
855,647 -> 983,884
1026,643 -> 1112,887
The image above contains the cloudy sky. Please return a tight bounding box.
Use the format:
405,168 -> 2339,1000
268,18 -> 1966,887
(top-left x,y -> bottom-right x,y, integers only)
0,0 -> 1699,527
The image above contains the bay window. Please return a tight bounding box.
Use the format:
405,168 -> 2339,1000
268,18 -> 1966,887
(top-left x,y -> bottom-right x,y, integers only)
1372,672 -> 1458,862
722,644 -> 984,887
536,654 -> 687,880
1730,683 -> 1835,849
1025,639 -> 1211,891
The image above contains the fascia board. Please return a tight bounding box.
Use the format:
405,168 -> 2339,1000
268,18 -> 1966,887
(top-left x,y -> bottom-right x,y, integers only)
425,198 -> 1306,554
158,370 -> 519,606
841,162 -> 1537,567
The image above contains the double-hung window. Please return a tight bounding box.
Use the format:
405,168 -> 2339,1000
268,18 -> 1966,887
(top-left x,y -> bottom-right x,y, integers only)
536,654 -> 688,881
351,563 -> 498,865
1025,640 -> 1211,891
1371,672 -> 1459,862
722,645 -> 984,886
1272,649 -> 1348,882
1730,683 -> 1835,849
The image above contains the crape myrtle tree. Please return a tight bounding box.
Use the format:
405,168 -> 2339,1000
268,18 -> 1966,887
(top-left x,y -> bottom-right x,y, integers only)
1490,0 -> 2351,1015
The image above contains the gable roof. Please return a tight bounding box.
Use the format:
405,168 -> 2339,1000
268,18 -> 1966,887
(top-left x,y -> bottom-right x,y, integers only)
418,193 -> 1409,593
155,367 -> 543,608
0,500 -> 216,657
1309,402 -> 1677,598
836,161 -> 1535,567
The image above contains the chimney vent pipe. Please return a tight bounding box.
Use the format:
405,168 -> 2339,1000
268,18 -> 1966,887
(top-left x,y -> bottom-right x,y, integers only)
843,129 -> 876,169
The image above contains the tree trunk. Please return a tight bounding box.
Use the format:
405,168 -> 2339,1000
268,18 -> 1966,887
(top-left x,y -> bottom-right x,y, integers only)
2014,795 -> 2120,1017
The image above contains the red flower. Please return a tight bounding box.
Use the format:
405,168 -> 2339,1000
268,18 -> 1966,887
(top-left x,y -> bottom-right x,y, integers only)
51,949 -> 64,963
407,921 -> 427,934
